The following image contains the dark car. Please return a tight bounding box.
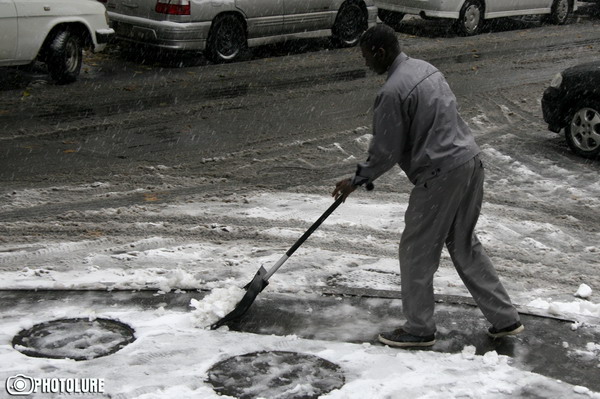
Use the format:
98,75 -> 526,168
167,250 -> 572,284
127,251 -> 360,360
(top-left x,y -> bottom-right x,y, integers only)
542,61 -> 600,159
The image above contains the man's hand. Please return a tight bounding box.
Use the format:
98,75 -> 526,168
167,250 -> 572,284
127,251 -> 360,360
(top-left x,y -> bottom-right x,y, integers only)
332,178 -> 357,202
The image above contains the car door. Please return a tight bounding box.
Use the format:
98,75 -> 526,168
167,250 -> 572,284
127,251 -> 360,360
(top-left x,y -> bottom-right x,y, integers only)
0,0 -> 18,62
235,0 -> 283,39
485,0 -> 516,14
13,0 -> 56,62
283,0 -> 333,34
485,0 -> 548,15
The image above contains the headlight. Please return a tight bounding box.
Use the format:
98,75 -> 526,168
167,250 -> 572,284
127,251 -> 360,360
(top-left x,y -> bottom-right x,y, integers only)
550,73 -> 563,89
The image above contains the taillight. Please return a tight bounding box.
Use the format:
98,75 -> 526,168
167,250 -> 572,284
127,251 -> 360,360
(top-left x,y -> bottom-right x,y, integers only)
155,0 -> 190,15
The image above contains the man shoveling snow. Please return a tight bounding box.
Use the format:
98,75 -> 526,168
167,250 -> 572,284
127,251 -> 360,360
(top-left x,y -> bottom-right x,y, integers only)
332,25 -> 523,348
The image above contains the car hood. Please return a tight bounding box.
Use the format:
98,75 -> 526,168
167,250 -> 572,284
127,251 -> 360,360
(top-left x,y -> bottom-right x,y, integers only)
562,60 -> 600,78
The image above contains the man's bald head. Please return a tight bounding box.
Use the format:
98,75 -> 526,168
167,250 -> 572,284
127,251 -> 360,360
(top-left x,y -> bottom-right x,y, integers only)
360,24 -> 401,55
359,25 -> 401,75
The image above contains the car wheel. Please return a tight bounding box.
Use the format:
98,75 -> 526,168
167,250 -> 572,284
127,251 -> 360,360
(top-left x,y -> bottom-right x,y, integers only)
207,15 -> 247,63
378,9 -> 405,30
47,30 -> 83,84
455,0 -> 484,36
332,2 -> 367,47
549,0 -> 571,25
565,102 -> 600,159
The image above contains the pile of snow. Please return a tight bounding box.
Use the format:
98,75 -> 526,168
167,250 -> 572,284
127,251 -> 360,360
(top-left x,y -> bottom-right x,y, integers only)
576,284 -> 594,300
527,284 -> 599,321
190,283 -> 247,328
527,298 -> 600,320
156,269 -> 202,293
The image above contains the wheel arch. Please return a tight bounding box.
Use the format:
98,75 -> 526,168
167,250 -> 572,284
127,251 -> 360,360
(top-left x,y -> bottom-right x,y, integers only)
564,93 -> 600,122
454,0 -> 486,36
333,0 -> 369,37
206,11 -> 248,63
337,0 -> 369,19
564,96 -> 600,158
39,22 -> 93,62
557,0 -> 575,12
461,0 -> 486,16
209,11 -> 248,38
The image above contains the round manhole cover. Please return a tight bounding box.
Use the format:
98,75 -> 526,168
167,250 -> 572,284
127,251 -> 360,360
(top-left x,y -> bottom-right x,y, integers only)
207,350 -> 345,399
12,318 -> 135,361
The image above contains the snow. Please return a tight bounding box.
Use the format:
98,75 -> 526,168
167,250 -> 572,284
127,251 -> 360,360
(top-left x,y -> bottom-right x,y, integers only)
1,185 -> 599,398
13,318 -> 132,361
577,284 -> 594,299
527,298 -> 600,319
1,138 -> 600,396
190,283 -> 247,328
1,304 -> 597,399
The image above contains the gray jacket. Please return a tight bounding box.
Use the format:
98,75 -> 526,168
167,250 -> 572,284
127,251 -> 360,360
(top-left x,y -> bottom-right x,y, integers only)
353,53 -> 480,186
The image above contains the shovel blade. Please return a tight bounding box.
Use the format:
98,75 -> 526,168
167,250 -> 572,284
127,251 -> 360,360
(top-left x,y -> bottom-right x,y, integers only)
210,266 -> 269,330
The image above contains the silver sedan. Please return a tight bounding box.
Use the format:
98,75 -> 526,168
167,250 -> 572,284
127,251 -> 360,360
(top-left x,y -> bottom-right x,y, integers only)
106,0 -> 377,62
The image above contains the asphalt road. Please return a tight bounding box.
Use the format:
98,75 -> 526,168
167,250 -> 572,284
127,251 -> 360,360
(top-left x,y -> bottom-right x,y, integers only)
0,5 -> 599,190
1,5 -> 600,303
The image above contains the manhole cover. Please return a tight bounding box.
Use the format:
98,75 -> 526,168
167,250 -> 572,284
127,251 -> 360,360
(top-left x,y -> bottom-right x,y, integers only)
12,318 -> 135,361
207,350 -> 345,399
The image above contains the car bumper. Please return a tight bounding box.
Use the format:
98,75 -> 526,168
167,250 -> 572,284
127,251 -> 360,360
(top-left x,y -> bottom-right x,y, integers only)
541,87 -> 565,133
108,13 -> 211,51
367,5 -> 378,26
96,28 -> 115,44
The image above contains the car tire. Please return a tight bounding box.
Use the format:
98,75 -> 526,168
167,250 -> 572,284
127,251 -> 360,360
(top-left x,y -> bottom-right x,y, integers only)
47,30 -> 83,84
565,102 -> 600,159
378,9 -> 405,30
455,0 -> 484,36
332,2 -> 367,48
549,0 -> 571,25
207,15 -> 247,63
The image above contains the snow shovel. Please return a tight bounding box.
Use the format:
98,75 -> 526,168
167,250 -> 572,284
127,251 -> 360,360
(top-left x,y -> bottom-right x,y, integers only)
210,194 -> 348,330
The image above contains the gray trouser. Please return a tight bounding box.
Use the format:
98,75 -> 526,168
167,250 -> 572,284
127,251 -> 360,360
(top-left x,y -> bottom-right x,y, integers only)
400,155 -> 520,336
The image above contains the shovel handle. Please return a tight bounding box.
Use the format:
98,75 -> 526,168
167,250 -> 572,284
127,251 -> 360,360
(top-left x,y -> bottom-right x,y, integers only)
286,183 -> 374,256
287,195 -> 344,256
263,196 -> 344,281
264,183 -> 374,281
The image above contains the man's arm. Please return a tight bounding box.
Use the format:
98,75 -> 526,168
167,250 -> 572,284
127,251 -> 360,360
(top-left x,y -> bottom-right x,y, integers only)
353,89 -> 408,186
333,89 -> 407,201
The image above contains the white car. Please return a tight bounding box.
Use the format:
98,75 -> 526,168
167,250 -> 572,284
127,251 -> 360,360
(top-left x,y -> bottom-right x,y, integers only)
375,0 -> 577,35
106,0 -> 377,62
0,0 -> 115,83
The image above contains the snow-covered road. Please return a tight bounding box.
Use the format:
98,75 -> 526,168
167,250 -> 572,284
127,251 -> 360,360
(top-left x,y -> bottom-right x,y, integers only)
2,14 -> 600,398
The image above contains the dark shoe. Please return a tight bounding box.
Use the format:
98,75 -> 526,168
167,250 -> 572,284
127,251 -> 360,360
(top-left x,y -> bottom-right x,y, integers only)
487,322 -> 524,338
378,328 -> 435,348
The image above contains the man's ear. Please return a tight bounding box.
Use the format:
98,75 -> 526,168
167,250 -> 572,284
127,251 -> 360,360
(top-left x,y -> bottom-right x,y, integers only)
374,48 -> 386,59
